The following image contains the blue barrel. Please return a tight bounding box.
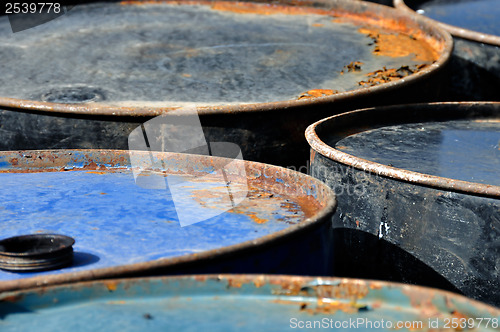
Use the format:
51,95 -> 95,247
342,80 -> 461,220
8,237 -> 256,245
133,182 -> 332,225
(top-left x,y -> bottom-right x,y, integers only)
0,150 -> 335,292
306,102 -> 500,307
0,275 -> 498,331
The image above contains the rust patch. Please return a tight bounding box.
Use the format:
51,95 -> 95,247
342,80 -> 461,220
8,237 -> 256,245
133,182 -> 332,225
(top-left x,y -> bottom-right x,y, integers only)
105,281 -> 118,292
253,276 -> 266,288
341,61 -> 363,74
311,23 -> 324,27
227,279 -> 243,288
358,65 -> 426,87
298,89 -> 340,100
359,28 -> 438,62
209,1 -> 334,17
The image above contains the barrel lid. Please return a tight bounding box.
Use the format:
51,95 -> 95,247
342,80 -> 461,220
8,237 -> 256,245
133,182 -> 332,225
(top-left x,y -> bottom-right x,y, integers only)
0,275 -> 499,331
395,0 -> 500,46
306,102 -> 500,197
0,0 -> 451,115
0,150 -> 335,289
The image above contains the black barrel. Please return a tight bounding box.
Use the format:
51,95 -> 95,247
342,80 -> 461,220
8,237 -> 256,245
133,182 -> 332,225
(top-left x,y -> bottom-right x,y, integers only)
395,0 -> 500,101
0,0 -> 452,168
306,102 -> 500,307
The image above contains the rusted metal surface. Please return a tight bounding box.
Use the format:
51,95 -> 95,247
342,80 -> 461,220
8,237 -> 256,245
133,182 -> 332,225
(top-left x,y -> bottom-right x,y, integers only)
0,234 -> 75,272
395,0 -> 500,101
0,149 -> 336,293
0,0 -> 451,167
306,102 -> 500,307
0,275 -> 499,331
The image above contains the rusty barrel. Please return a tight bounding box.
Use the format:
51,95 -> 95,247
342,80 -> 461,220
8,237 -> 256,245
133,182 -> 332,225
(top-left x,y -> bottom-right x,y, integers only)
1,275 -> 499,331
395,0 -> 500,101
0,0 -> 451,168
306,102 -> 500,307
0,149 -> 335,292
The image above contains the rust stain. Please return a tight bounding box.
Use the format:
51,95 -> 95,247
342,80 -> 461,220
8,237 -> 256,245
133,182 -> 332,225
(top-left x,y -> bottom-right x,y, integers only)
227,279 -> 243,288
311,23 -> 324,27
105,281 -> 118,292
86,171 -> 107,175
358,65 -> 426,87
209,1 -> 334,17
359,27 -> 438,62
298,89 -> 340,100
253,276 -> 266,288
341,61 -> 363,74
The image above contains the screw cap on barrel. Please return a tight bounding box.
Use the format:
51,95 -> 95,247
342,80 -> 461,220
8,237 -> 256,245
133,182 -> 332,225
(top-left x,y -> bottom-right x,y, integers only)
0,234 -> 75,272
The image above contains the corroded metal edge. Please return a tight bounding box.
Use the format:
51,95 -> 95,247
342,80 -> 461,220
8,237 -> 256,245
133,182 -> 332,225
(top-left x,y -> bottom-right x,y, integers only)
1,274 -> 499,314
394,0 -> 500,46
0,0 -> 452,116
0,150 -> 337,292
305,101 -> 500,198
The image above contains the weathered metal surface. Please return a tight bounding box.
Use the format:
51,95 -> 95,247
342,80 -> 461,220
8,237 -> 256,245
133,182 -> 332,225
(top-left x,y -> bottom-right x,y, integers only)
0,149 -> 336,292
0,0 -> 452,167
306,102 -> 500,307
0,275 -> 499,331
395,0 -> 500,101
0,234 -> 75,272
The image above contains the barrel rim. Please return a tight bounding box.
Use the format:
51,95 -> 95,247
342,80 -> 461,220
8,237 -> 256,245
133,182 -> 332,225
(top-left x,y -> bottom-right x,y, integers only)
0,0 -> 453,116
0,149 -> 337,292
305,101 -> 500,198
1,274 -> 499,314
394,0 -> 500,46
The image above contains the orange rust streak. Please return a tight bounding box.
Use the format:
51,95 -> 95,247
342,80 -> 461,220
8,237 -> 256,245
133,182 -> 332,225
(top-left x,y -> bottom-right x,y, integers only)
105,281 -> 118,292
298,89 -> 339,100
359,28 -> 438,62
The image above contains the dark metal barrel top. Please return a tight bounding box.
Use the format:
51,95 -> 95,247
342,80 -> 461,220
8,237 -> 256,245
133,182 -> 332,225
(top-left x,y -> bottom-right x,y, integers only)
306,102 -> 500,197
0,275 -> 498,331
0,0 -> 451,116
395,0 -> 500,45
0,150 -> 335,291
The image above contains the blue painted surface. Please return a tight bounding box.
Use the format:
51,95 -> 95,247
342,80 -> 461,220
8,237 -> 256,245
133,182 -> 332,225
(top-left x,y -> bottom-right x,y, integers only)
0,276 -> 498,331
335,119 -> 500,185
0,169 -> 306,281
416,0 -> 500,36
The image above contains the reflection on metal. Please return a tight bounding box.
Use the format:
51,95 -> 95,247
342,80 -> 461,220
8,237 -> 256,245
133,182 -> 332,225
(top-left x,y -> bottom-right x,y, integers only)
306,102 -> 500,307
394,0 -> 500,101
0,275 -> 498,331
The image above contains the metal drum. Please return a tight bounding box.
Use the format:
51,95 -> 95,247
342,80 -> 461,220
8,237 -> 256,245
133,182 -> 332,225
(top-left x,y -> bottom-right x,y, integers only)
0,275 -> 499,331
0,0 -> 451,167
395,0 -> 500,101
306,102 -> 500,307
0,149 -> 335,292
